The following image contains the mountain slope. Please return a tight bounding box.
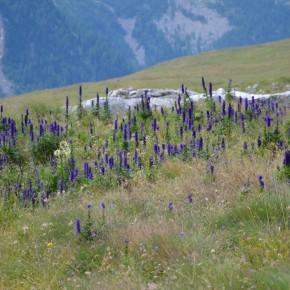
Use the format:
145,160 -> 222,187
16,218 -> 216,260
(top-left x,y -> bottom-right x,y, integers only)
1,0 -> 290,96
2,38 -> 290,110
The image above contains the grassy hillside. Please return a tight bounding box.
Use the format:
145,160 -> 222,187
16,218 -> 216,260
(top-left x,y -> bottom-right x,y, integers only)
1,38 -> 290,111
0,76 -> 289,288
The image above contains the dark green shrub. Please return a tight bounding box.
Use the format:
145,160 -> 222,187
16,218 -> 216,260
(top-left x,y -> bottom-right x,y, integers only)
31,133 -> 61,163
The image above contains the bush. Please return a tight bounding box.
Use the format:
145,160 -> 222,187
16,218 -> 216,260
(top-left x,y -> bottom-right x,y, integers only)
31,133 -> 61,163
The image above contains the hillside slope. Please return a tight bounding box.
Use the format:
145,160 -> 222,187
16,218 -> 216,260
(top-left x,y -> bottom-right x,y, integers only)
1,0 -> 290,96
2,38 -> 290,110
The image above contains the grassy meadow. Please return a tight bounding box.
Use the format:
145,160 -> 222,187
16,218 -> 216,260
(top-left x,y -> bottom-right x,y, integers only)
0,79 -> 289,289
1,38 -> 290,111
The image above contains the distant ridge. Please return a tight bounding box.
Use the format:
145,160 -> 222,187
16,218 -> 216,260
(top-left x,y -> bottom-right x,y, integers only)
2,38 -> 290,110
1,0 -> 290,96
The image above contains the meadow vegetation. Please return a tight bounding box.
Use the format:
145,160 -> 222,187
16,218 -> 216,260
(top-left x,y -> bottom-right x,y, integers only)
0,80 -> 289,289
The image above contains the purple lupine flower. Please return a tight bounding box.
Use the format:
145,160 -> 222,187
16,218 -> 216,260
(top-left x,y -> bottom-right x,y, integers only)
100,202 -> 106,209
123,153 -> 129,169
243,142 -> 248,150
154,143 -> 160,155
179,125 -> 184,138
152,118 -> 157,133
181,83 -> 185,94
228,103 -> 233,119
221,138 -> 225,150
209,82 -> 213,98
201,77 -> 207,93
39,124 -> 44,137
124,239 -> 129,255
114,119 -> 118,131
257,136 -> 262,148
207,121 -> 212,131
222,101 -> 226,116
30,124 -> 34,142
109,156 -> 114,169
245,98 -> 248,112
264,115 -> 272,127
278,140 -> 284,150
79,85 -> 82,98
187,194 -> 193,203
192,128 -> 196,139
87,203 -> 92,209
133,150 -> 139,164
209,164 -> 214,175
198,137 -> 203,151
75,219 -> 81,234
258,176 -> 265,190
283,150 -> 290,167
31,195 -> 36,207
168,202 -> 174,211
65,96 -> 69,117
134,132 -> 139,147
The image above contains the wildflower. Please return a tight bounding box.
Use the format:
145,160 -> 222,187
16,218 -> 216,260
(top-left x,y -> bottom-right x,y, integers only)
258,176 -> 265,190
181,83 -> 185,94
41,223 -> 49,229
257,136 -> 262,148
47,241 -> 53,248
283,150 -> 290,167
201,77 -> 207,94
79,85 -> 82,98
209,164 -> 214,175
65,96 -> 69,117
124,239 -> 129,255
75,219 -> 81,234
187,194 -> 193,203
221,138 -> 225,150
22,225 -> 29,234
243,142 -> 248,150
168,202 -> 174,211
100,202 -> 106,209
209,82 -> 213,97
264,115 -> 272,127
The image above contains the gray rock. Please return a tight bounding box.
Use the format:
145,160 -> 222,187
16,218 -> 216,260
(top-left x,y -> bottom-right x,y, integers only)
77,87 -> 290,114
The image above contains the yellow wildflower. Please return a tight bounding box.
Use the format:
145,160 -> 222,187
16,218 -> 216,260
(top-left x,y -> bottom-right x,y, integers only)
47,241 -> 53,248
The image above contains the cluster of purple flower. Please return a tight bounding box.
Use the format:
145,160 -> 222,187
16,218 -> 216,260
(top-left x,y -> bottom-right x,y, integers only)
0,80 -> 288,208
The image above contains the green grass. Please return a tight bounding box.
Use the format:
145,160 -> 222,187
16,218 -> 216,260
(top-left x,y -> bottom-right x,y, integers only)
0,111 -> 289,289
2,38 -> 290,111
0,55 -> 289,289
